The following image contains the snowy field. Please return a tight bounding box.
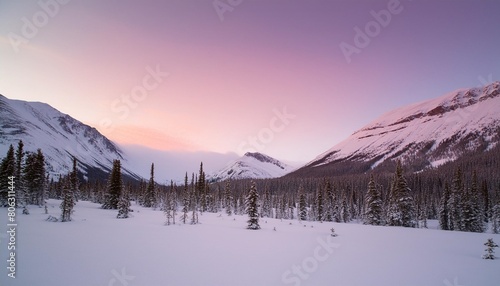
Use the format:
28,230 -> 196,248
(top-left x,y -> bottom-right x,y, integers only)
1,200 -> 499,286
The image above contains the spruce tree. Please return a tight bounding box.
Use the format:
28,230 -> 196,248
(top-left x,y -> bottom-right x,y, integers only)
70,156 -> 79,202
102,160 -> 122,209
170,181 -> 176,225
364,174 -> 383,225
260,189 -> 271,218
491,185 -> 500,234
15,141 -> 24,209
60,177 -> 75,222
190,186 -> 199,225
439,182 -> 451,230
341,195 -> 351,223
316,189 -> 324,222
117,187 -> 131,219
481,181 -> 490,223
482,238 -> 498,260
21,149 -> 45,209
325,180 -> 334,222
448,168 -> 464,231
0,145 -> 15,207
245,181 -> 260,230
164,189 -> 173,225
164,180 -> 176,225
461,171 -> 484,232
190,206 -> 198,225
298,192 -> 307,222
288,196 -> 295,220
143,163 -> 157,208
387,161 -> 416,227
279,194 -> 287,219
224,180 -> 233,216
180,173 -> 189,224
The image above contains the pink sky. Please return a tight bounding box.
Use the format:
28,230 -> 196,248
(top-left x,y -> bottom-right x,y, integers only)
1,0 -> 500,163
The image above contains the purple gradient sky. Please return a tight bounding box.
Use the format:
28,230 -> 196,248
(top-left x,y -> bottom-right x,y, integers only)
1,0 -> 499,163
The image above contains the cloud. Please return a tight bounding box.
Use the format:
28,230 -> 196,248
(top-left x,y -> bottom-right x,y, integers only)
107,124 -> 200,152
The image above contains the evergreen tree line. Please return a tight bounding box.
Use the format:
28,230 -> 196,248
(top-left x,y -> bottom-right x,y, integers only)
1,141 -> 499,233
0,141 -> 47,214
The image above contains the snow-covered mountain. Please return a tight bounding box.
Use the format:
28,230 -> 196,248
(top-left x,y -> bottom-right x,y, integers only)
293,81 -> 500,176
0,94 -> 139,180
209,152 -> 294,181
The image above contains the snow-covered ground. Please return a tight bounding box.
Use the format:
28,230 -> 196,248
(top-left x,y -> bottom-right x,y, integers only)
1,200 -> 499,286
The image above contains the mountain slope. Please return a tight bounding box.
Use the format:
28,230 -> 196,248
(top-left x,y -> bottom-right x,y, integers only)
209,152 -> 294,181
291,81 -> 500,177
0,94 -> 139,180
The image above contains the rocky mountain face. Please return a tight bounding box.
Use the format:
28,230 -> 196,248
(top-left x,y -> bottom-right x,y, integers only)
0,94 -> 139,181
290,81 -> 500,177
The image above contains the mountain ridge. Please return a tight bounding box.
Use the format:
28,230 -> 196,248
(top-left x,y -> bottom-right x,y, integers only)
291,81 -> 500,177
0,94 -> 138,181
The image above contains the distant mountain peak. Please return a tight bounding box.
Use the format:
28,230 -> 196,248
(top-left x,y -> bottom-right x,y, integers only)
210,152 -> 294,181
243,152 -> 287,169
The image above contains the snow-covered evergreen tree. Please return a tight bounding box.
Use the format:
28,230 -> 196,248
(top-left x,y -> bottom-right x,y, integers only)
190,208 -> 199,225
180,173 -> 189,224
261,188 -> 272,218
60,177 -> 74,222
387,161 -> 416,228
224,180 -> 233,216
245,181 -> 260,230
23,149 -> 45,208
439,182 -> 451,230
298,192 -> 307,222
117,187 -> 131,219
341,195 -> 351,223
14,141 -> 25,210
143,163 -> 157,208
316,189 -> 324,222
325,180 -> 334,222
448,168 -> 463,231
280,195 -> 288,219
102,160 -> 122,209
164,181 -> 176,225
491,185 -> 500,234
492,205 -> 500,234
0,144 -> 15,207
364,174 -> 383,225
170,181 -> 176,225
482,238 -> 498,260
288,196 -> 295,220
461,172 -> 484,232
69,156 -> 80,202
164,190 -> 173,225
